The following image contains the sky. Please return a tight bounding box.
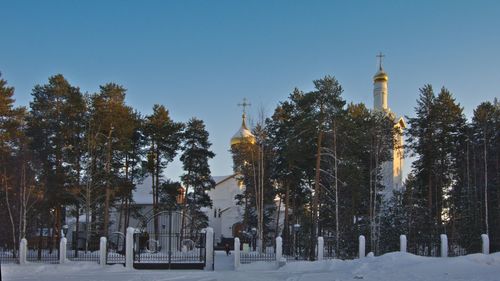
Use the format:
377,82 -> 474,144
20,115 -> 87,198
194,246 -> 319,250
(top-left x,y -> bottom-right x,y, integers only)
1,0 -> 499,181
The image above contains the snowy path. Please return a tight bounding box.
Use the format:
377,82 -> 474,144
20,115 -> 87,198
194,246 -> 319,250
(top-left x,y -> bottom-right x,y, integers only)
214,250 -> 234,271
3,252 -> 500,281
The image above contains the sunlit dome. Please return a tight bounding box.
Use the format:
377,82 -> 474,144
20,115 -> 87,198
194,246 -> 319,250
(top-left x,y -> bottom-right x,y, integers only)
230,113 -> 256,146
373,68 -> 388,82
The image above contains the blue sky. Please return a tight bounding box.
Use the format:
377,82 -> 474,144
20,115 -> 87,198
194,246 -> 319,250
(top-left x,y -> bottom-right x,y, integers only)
1,0 -> 499,180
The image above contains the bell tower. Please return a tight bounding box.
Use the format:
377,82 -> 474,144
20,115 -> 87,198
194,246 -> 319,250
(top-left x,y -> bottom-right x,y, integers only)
373,52 -> 389,111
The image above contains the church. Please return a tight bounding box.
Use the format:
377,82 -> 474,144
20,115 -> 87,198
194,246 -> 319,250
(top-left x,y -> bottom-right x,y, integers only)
101,56 -> 405,245
202,55 -> 406,244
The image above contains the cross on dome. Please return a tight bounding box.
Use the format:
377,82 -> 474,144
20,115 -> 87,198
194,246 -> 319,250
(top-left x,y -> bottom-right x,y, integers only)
237,98 -> 251,115
377,52 -> 385,70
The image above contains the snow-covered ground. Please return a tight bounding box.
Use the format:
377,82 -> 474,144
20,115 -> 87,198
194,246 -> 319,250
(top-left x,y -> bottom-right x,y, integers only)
3,251 -> 500,281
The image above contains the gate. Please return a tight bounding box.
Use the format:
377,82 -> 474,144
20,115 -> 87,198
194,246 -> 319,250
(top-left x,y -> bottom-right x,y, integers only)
132,210 -> 206,269
107,232 -> 126,265
67,231 -> 100,262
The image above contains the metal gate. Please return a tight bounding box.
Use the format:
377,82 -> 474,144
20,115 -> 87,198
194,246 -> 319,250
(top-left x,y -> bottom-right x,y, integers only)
132,210 -> 206,269
107,232 -> 126,265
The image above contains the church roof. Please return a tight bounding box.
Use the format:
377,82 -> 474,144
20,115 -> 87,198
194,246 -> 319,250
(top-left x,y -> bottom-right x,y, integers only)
230,113 -> 256,146
373,68 -> 388,82
131,175 -> 237,205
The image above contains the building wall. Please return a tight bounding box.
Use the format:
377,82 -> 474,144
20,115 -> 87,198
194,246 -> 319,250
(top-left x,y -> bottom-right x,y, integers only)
203,175 -> 244,244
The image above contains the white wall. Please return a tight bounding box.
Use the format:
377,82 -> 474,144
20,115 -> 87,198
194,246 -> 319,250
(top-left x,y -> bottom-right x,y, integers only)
204,175 -> 244,243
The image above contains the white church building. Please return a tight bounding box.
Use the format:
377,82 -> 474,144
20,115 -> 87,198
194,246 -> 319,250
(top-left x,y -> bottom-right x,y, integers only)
202,175 -> 245,245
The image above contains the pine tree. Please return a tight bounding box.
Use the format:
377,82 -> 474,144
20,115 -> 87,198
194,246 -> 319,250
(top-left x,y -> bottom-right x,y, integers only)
0,73 -> 28,255
406,85 -> 467,250
144,104 -> 183,236
470,101 -> 500,247
88,83 -> 136,236
180,118 -> 215,232
27,74 -> 86,245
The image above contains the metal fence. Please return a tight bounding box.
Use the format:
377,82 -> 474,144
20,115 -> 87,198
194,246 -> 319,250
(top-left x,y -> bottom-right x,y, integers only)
106,232 -> 126,265
322,237 -> 357,260
448,237 -> 482,257
132,232 -> 206,269
282,235 -> 313,261
0,246 -> 18,264
240,248 -> 276,264
407,236 -> 441,257
490,237 -> 500,253
26,236 -> 60,263
66,234 -> 101,262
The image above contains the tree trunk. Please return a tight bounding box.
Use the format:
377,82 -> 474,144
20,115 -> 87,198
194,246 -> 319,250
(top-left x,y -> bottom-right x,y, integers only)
104,127 -> 113,237
3,167 -> 18,258
484,131 -> 489,234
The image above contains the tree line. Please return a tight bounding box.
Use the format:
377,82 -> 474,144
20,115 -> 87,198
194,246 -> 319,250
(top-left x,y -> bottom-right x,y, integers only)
232,76 -> 499,258
0,73 -> 215,254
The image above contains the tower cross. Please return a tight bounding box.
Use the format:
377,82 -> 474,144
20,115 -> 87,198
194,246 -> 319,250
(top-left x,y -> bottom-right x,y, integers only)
237,98 -> 251,115
376,52 -> 385,70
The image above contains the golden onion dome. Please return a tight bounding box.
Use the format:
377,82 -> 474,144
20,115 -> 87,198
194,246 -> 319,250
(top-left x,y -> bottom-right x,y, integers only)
230,113 -> 256,146
373,68 -> 388,82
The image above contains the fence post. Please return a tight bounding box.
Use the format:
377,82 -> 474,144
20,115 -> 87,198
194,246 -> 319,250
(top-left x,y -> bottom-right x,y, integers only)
100,237 -> 107,266
234,237 -> 240,269
440,234 -> 448,257
276,236 -> 283,263
317,237 -> 324,261
400,235 -> 407,253
59,237 -> 67,264
125,227 -> 134,269
19,238 -> 27,265
359,235 -> 365,258
481,234 -> 489,255
204,227 -> 214,271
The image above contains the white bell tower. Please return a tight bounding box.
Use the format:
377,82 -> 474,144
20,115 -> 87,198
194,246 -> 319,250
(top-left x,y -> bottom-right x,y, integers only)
372,53 -> 406,197
373,52 -> 389,111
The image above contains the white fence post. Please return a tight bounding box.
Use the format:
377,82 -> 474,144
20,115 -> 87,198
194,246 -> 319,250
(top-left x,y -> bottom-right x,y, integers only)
59,237 -> 67,264
234,237 -> 240,269
481,234 -> 490,255
317,237 -> 324,261
204,227 -> 214,271
19,238 -> 27,265
440,234 -> 448,257
276,236 -> 282,263
359,235 -> 365,258
100,237 -> 107,266
126,227 -> 134,269
400,235 -> 407,253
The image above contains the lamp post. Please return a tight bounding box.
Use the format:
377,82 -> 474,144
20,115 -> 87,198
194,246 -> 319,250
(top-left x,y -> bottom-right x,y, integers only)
293,223 -> 301,260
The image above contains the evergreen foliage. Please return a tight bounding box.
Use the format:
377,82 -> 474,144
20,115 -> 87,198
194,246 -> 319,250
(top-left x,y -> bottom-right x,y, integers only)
0,69 -> 498,257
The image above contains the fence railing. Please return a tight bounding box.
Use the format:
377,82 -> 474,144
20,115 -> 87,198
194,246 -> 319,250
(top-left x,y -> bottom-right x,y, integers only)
447,237 -> 482,257
322,237 -> 357,260
407,237 -> 441,257
26,236 -> 60,264
67,236 -> 101,262
240,249 -> 276,264
235,233 -> 493,267
0,247 -> 18,264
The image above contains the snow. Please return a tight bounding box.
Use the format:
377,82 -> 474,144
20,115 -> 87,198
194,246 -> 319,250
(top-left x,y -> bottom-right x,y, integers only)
3,251 -> 500,281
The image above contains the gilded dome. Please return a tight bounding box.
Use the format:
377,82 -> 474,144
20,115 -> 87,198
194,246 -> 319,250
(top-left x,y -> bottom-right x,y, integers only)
230,114 -> 256,146
373,69 -> 388,82
231,114 -> 255,146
